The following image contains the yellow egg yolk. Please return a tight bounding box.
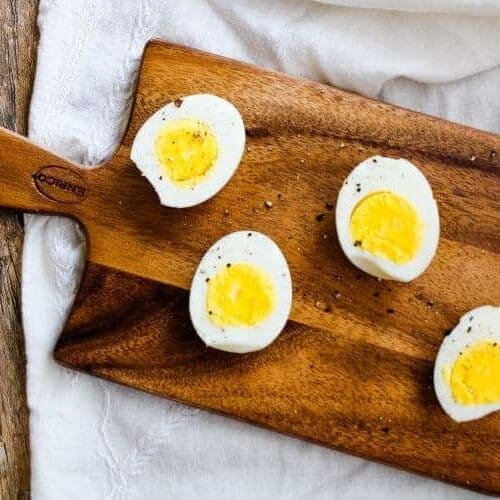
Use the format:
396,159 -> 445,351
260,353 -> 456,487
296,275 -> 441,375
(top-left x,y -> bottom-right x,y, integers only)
449,342 -> 500,405
350,191 -> 423,264
207,263 -> 276,327
154,118 -> 218,188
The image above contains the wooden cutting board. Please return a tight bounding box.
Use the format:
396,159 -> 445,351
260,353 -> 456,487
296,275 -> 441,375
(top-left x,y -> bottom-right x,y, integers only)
0,40 -> 499,494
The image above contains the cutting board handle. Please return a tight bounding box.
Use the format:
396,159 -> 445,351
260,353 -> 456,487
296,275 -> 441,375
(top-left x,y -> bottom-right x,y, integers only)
0,126 -> 92,218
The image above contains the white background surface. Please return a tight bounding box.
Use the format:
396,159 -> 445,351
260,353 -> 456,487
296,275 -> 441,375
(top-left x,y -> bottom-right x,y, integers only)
24,1 -> 500,498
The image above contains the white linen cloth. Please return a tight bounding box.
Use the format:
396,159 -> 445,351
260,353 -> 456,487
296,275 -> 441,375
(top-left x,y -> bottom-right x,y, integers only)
23,1 -> 500,498
316,0 -> 500,15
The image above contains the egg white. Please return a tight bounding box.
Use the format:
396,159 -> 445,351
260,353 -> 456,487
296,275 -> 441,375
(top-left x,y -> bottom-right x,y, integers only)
189,231 -> 293,354
434,305 -> 500,422
335,156 -> 439,282
130,94 -> 245,208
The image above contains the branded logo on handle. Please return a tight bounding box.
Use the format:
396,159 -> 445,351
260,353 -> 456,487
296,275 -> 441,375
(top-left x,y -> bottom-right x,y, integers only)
32,166 -> 88,203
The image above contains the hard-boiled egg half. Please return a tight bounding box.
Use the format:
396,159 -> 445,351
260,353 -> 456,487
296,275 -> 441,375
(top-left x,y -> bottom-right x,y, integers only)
434,305 -> 500,422
336,156 -> 439,282
189,231 -> 292,353
131,94 -> 245,208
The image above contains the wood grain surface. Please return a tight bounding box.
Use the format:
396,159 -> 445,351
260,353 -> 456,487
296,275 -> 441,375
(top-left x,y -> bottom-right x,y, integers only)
0,41 -> 498,494
0,1 -> 38,498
